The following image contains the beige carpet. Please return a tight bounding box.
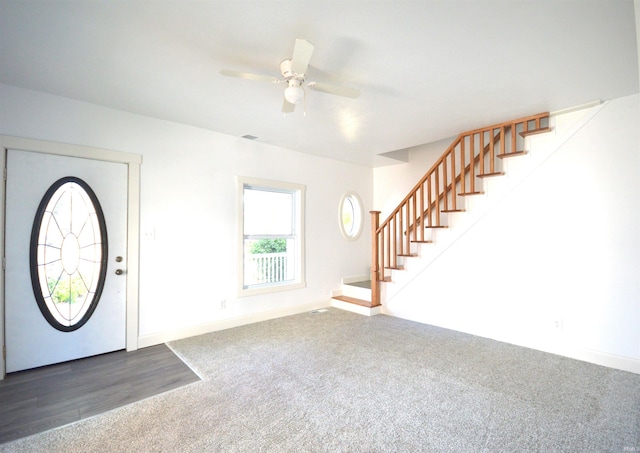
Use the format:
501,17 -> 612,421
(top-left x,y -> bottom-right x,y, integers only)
2,308 -> 639,452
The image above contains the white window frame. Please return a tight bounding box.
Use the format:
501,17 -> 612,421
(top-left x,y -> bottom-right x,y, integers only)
237,176 -> 305,297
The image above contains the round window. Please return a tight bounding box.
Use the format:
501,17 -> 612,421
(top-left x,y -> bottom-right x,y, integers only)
30,177 -> 108,332
339,192 -> 364,240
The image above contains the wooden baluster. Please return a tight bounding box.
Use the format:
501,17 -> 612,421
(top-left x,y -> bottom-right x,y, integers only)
435,165 -> 441,226
469,133 -> 475,193
411,192 -> 417,243
391,215 -> 396,269
461,138 -> 467,194
398,207 -> 404,261
370,211 -> 381,306
442,156 -> 448,212
511,123 -> 516,154
427,174 -> 432,227
419,183 -> 425,242
450,149 -> 456,211
379,224 -> 384,272
500,126 -> 505,157
405,198 -> 411,253
490,128 -> 496,173
480,130 -> 485,176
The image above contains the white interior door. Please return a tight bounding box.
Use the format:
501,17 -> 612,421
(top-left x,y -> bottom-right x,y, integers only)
5,149 -> 128,372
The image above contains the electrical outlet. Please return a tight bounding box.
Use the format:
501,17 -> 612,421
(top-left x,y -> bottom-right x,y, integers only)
553,318 -> 563,331
220,299 -> 226,309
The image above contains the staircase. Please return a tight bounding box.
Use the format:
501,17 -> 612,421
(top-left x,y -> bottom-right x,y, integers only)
332,112 -> 552,312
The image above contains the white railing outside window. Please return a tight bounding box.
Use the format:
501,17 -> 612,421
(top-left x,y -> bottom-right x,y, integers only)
245,252 -> 289,285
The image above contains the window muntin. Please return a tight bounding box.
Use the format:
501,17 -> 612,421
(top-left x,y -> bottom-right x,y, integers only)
239,177 -> 305,296
30,177 -> 108,332
339,192 -> 363,240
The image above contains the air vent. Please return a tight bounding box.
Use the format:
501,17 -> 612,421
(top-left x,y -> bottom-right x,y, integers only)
241,135 -> 259,140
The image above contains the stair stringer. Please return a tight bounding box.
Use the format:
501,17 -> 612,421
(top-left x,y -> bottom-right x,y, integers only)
381,101 -> 607,304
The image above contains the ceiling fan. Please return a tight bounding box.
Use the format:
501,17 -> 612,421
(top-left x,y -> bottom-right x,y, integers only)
221,38 -> 360,113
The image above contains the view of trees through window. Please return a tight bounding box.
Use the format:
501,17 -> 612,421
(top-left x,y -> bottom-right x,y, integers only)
250,238 -> 287,254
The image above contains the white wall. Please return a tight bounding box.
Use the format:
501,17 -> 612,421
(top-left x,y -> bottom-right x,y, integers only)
374,94 -> 640,372
0,84 -> 372,344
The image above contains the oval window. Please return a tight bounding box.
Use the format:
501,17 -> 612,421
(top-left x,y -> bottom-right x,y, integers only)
338,192 -> 363,240
30,177 -> 108,332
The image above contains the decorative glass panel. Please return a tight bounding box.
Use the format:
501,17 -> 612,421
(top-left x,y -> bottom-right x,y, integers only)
30,177 -> 108,332
339,192 -> 363,240
342,197 -> 356,235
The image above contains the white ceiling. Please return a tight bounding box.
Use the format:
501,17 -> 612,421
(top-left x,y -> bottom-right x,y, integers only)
1,1 -> 638,167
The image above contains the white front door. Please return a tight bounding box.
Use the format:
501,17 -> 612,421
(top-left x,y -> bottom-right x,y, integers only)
5,149 -> 128,372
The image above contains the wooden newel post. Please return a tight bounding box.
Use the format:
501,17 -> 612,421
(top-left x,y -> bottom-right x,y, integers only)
370,211 -> 381,307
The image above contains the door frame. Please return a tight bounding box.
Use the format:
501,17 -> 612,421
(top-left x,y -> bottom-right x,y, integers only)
0,135 -> 142,379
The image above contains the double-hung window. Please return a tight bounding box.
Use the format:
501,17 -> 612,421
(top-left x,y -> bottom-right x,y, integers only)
238,177 -> 305,296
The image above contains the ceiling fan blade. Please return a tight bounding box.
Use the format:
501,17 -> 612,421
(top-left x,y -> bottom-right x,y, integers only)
308,82 -> 360,99
290,39 -> 314,75
282,98 -> 296,113
220,69 -> 279,83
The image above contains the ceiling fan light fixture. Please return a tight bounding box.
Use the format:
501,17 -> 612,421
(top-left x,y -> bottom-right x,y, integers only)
284,84 -> 304,104
221,38 -> 359,113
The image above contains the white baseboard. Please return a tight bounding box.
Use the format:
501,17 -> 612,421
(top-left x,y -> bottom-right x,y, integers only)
137,300 -> 332,348
555,345 -> 640,375
137,298 -> 639,375
381,307 -> 640,375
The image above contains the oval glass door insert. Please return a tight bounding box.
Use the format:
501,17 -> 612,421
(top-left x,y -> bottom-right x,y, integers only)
30,177 -> 108,332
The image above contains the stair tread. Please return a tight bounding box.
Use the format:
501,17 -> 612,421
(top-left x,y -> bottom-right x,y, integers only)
344,280 -> 371,289
520,127 -> 551,137
411,240 -> 433,243
477,172 -> 504,178
332,295 -> 379,308
497,151 -> 528,158
459,191 -> 484,196
441,209 -> 465,213
424,225 -> 448,228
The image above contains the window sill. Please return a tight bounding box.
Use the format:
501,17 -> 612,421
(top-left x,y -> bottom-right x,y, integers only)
238,280 -> 306,298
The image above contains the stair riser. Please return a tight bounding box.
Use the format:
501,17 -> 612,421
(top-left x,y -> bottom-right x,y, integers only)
342,285 -> 372,301
331,298 -> 381,316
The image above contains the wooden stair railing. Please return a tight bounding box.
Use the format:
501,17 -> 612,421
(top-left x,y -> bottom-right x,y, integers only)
370,112 -> 550,307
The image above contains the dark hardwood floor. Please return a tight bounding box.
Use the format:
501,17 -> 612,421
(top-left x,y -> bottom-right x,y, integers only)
0,344 -> 200,444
